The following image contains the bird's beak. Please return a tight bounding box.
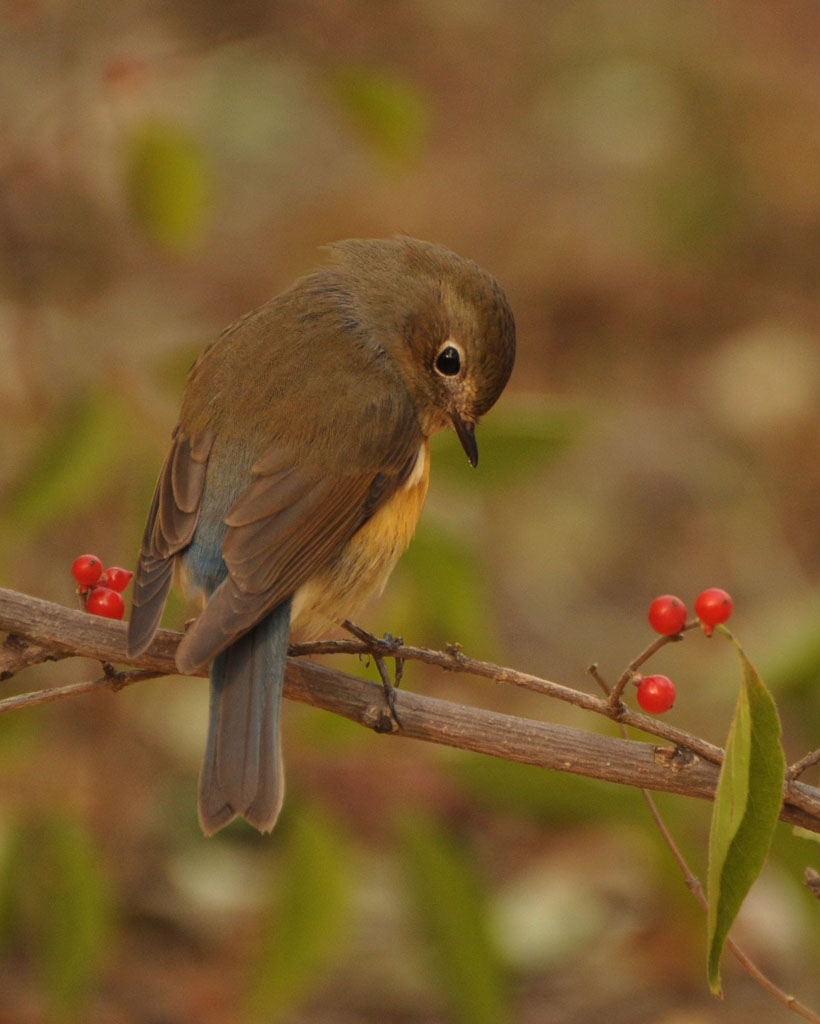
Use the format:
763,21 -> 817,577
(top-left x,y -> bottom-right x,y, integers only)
450,410 -> 478,467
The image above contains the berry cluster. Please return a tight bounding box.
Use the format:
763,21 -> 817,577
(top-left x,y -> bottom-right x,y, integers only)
635,587 -> 734,714
648,588 -> 733,638
72,554 -> 133,620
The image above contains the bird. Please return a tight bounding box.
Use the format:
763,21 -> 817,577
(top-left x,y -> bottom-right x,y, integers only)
126,236 -> 516,835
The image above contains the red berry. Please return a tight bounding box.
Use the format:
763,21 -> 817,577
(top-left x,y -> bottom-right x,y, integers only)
98,566 -> 133,592
636,674 -> 676,713
72,554 -> 103,587
86,587 -> 125,620
694,587 -> 733,636
648,594 -> 688,635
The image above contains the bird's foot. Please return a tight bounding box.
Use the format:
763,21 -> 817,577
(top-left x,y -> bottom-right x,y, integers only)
342,620 -> 403,654
343,620 -> 404,731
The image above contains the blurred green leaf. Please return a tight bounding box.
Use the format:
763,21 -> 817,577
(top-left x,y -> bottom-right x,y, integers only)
762,604 -> 820,702
39,819 -> 113,1022
246,806 -> 352,1021
652,156 -> 742,257
375,405 -> 584,655
0,814 -> 113,1023
3,390 -> 132,543
329,66 -> 427,165
158,338 -> 208,394
792,827 -> 820,846
390,521 -> 496,654
397,813 -> 510,1024
125,120 -> 212,249
455,754 -> 649,826
0,821 -> 24,956
430,404 -> 585,487
706,631 -> 785,995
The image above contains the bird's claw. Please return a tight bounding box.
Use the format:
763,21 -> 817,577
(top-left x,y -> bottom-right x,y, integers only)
342,621 -> 404,729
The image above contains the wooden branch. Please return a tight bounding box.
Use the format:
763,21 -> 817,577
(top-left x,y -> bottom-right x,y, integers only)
2,586 -> 820,833
292,632 -> 727,766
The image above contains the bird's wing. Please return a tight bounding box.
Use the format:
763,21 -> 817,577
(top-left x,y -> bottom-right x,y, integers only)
127,427 -> 214,655
173,400 -> 422,675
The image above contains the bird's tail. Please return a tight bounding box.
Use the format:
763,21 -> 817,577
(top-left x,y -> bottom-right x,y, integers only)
198,600 -> 291,836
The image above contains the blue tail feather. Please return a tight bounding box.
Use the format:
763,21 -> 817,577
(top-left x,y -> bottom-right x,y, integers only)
198,600 -> 291,835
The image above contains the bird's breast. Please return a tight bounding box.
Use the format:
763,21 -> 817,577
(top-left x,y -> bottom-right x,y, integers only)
290,441 -> 431,640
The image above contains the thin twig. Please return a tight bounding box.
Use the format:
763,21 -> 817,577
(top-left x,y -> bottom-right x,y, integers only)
788,748 -> 820,781
0,667 -> 162,714
587,662 -> 611,696
607,620 -> 697,707
291,634 -> 727,766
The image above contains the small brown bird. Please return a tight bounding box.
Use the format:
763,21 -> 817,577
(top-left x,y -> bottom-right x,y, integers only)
127,236 -> 516,835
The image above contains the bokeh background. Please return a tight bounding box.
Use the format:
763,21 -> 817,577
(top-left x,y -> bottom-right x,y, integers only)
1,1 -> 820,1021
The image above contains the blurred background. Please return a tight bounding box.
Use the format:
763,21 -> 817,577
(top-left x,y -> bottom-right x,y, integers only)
1,1 -> 819,1021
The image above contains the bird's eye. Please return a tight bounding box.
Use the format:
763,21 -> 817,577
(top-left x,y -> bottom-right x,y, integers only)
435,344 -> 461,377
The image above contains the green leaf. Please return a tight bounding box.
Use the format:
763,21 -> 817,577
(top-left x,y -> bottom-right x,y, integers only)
397,813 -> 509,1024
706,631 -> 785,995
125,120 -> 212,249
329,67 -> 427,165
246,806 -> 352,1021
